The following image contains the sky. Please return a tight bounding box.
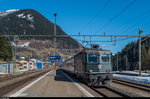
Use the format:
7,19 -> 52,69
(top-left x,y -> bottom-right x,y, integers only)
0,0 -> 150,54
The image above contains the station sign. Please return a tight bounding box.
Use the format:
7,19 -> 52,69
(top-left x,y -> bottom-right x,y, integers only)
49,56 -> 61,60
49,59 -> 62,62
49,56 -> 62,62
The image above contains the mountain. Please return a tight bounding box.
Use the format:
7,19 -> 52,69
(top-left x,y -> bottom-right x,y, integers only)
0,9 -> 83,60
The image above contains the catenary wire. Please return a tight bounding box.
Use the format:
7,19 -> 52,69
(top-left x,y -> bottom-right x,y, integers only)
95,0 -> 136,34
79,0 -> 111,33
106,9 -> 150,33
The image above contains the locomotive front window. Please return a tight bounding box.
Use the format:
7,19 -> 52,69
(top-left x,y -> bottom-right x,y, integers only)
101,54 -> 110,63
88,54 -> 98,63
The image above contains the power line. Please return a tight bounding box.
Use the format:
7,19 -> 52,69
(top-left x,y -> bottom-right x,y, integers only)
95,0 -> 136,34
79,0 -> 111,33
116,17 -> 150,40
0,3 -> 6,11
106,9 -> 150,33
141,35 -> 150,42
115,37 -> 137,42
120,13 -> 150,36
114,12 -> 150,41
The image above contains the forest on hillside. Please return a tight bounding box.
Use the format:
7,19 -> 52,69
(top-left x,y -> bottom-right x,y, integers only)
0,36 -> 12,62
112,35 -> 150,71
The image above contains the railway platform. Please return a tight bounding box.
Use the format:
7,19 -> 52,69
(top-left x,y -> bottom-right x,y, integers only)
8,70 -> 95,97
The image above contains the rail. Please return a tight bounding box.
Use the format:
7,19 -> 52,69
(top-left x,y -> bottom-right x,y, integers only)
91,86 -> 132,97
112,78 -> 150,92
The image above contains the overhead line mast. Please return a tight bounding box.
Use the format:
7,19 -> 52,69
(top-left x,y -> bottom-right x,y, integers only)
139,27 -> 143,76
54,13 -> 57,72
54,13 -> 57,58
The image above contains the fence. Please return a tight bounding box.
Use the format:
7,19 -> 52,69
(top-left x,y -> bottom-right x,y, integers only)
0,62 -> 14,74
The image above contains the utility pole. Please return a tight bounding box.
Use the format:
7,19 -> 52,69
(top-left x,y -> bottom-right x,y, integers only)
82,36 -> 85,45
12,36 -> 17,73
11,41 -> 14,73
90,36 -> 91,46
126,55 -> 128,71
14,36 -> 16,73
117,53 -> 118,71
13,36 -> 19,73
139,27 -> 143,76
14,36 -> 16,60
11,41 -> 14,61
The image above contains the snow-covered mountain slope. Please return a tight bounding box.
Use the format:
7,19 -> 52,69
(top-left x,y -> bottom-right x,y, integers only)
0,9 -> 19,17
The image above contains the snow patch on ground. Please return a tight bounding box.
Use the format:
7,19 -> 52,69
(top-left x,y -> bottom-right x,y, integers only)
114,71 -> 150,77
17,13 -> 34,23
17,13 -> 26,18
113,74 -> 150,84
113,71 -> 150,84
18,69 -> 28,72
12,42 -> 30,48
17,13 -> 34,28
29,24 -> 34,28
0,72 -> 8,74
27,14 -> 34,22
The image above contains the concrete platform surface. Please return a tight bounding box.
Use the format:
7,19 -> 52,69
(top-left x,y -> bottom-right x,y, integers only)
10,70 -> 91,97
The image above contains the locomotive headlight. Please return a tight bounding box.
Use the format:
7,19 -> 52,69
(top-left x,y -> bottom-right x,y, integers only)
89,70 -> 93,72
98,65 -> 102,69
106,69 -> 110,73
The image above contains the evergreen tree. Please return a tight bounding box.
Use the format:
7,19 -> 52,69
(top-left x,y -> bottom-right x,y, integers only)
141,44 -> 147,60
0,36 -> 12,62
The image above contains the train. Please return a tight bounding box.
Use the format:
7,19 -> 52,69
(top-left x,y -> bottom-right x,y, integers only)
60,48 -> 113,86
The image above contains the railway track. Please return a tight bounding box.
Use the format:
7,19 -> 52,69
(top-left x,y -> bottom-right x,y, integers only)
112,78 -> 150,92
91,86 -> 132,97
62,70 -> 132,97
0,69 -> 43,82
0,69 -> 50,97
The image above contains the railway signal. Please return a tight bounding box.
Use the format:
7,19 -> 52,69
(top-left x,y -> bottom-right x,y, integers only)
53,66 -> 57,70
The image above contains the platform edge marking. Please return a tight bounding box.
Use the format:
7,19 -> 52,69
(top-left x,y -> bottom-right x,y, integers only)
60,70 -> 94,97
9,70 -> 53,97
